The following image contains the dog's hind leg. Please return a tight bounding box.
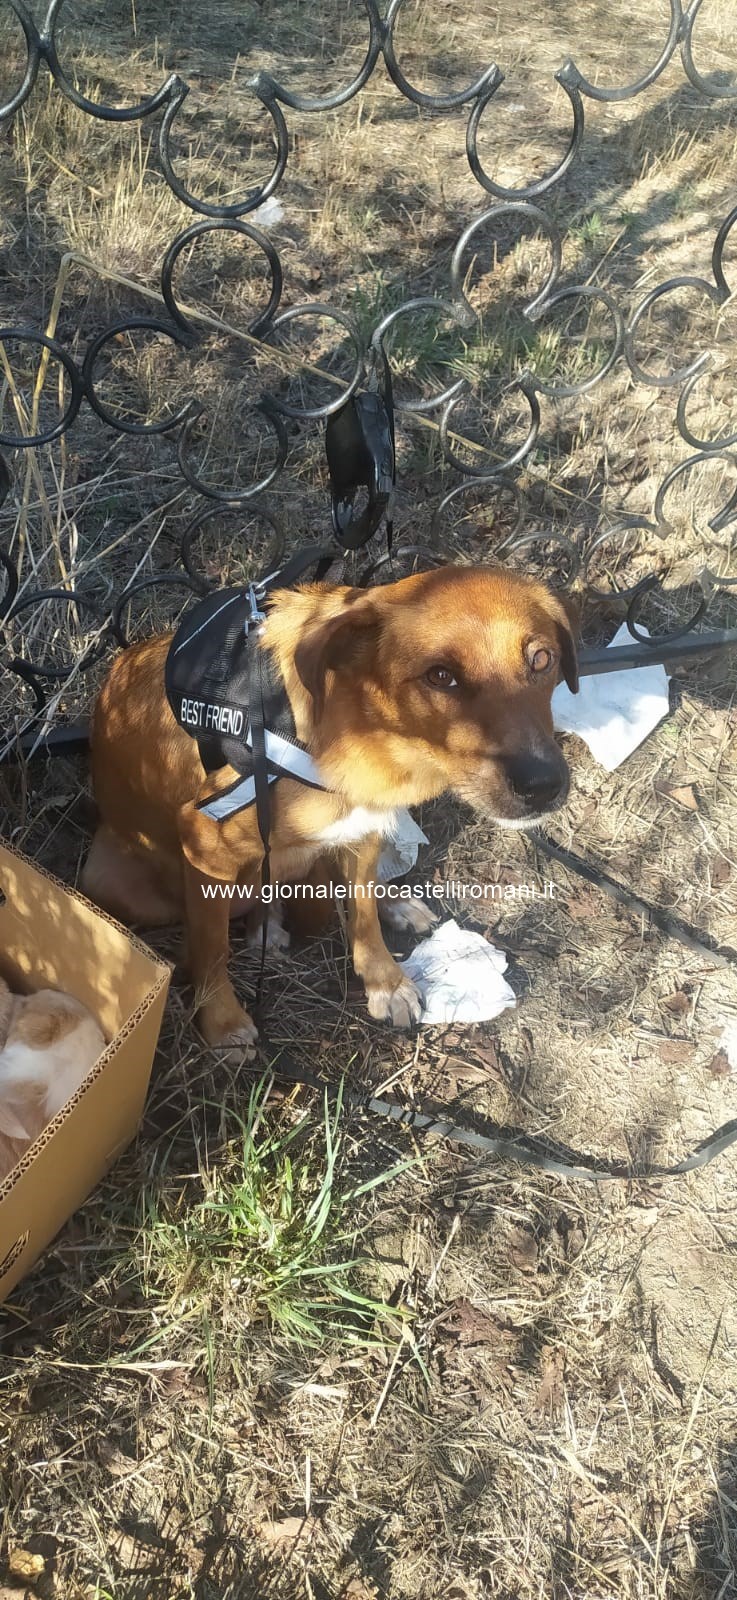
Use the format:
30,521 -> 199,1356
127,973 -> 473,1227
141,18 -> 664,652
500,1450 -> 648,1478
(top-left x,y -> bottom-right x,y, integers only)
245,902 -> 291,953
81,825 -> 182,927
281,853 -> 341,940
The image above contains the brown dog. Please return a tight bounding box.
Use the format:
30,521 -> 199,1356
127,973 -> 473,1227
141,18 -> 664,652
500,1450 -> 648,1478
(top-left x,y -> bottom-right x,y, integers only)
82,564 -> 577,1054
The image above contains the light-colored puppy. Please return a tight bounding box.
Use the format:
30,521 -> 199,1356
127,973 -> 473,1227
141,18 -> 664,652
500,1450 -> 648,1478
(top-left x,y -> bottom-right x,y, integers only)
0,976 -> 106,1184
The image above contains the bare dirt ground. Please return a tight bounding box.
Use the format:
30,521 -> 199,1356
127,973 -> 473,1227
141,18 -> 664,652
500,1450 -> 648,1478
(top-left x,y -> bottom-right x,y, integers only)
1,3 -> 737,1598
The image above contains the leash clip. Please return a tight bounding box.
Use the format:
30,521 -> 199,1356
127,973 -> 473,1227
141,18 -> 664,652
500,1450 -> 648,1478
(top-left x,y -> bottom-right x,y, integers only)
245,582 -> 266,632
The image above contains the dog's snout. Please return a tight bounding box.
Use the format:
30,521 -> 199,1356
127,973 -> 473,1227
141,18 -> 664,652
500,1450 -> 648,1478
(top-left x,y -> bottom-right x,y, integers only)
506,751 -> 567,811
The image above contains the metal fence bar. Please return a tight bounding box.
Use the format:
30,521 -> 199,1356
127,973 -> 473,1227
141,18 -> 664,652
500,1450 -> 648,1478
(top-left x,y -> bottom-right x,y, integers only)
1,0 -> 736,731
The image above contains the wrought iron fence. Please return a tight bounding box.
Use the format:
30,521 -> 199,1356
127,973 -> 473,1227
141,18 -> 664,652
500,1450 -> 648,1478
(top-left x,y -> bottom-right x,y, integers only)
1,0 -> 737,740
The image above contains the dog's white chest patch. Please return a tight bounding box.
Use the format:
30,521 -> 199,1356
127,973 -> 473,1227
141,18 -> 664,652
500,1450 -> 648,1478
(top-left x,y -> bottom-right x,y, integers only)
313,806 -> 399,848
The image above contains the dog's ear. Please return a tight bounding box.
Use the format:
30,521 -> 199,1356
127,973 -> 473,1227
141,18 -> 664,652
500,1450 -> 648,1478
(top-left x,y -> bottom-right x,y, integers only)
0,1100 -> 32,1141
552,590 -> 580,695
294,597 -> 381,713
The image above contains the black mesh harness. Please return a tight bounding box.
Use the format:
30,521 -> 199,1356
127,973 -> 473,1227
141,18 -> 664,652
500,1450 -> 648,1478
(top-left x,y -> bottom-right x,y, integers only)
165,577 -> 325,827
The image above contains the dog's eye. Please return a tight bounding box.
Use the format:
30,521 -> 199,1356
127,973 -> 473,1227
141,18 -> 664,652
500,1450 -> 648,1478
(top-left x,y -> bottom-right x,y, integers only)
527,645 -> 554,675
425,665 -> 458,690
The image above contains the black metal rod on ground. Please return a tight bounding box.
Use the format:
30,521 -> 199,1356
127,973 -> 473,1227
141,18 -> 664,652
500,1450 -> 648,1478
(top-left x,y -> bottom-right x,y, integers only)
3,614 -> 737,762
577,628 -> 737,675
10,720 -> 91,759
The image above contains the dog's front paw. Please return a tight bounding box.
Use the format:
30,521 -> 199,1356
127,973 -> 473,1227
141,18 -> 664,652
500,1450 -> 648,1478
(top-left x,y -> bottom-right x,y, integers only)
366,974 -> 422,1029
198,1003 -> 258,1060
379,897 -> 439,936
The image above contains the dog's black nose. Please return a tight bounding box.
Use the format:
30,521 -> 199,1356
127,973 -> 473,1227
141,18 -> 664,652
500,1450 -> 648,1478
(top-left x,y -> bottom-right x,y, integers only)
506,753 -> 566,811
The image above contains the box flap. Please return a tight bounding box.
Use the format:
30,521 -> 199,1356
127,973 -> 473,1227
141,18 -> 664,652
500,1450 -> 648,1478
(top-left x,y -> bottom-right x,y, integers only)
0,841 -> 170,1038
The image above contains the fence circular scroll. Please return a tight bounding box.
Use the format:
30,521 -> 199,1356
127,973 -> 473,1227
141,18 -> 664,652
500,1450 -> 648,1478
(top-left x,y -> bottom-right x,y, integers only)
1,0 -> 737,735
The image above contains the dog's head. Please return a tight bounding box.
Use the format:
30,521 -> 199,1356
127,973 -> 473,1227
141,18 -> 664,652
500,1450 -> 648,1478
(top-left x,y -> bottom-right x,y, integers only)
290,563 -> 578,826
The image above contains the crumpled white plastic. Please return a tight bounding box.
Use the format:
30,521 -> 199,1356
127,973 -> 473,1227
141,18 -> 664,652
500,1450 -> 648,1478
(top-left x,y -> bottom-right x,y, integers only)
378,808 -> 429,881
718,1021 -> 737,1070
552,622 -> 670,772
250,197 -> 285,228
400,919 -> 516,1025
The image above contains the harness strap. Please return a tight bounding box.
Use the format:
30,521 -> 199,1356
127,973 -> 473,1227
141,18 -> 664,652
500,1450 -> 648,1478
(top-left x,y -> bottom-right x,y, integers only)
197,715 -> 326,822
257,543 -> 337,594
256,726 -> 323,785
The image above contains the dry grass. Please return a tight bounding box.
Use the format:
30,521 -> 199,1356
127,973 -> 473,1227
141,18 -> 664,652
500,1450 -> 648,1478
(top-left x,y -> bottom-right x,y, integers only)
1,3 -> 737,1597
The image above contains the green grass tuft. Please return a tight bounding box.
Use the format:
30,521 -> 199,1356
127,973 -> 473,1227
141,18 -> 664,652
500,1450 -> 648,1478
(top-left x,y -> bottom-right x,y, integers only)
135,1075 -> 411,1348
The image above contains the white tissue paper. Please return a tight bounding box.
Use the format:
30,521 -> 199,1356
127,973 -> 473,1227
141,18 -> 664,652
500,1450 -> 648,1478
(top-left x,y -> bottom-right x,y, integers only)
400,919 -> 516,1025
250,197 -> 285,229
378,809 -> 429,881
552,622 -> 670,772
718,1021 -> 737,1070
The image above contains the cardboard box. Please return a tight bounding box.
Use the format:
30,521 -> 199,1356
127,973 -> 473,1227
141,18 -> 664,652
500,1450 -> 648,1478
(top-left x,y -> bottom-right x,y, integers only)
0,840 -> 171,1303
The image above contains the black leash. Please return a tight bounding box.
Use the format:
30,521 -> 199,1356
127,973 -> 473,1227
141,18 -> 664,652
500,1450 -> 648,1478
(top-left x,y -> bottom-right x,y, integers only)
231,542 -> 343,1003
256,1040 -> 737,1183
532,832 -> 737,968
247,819 -> 737,1184
245,584 -> 275,1009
